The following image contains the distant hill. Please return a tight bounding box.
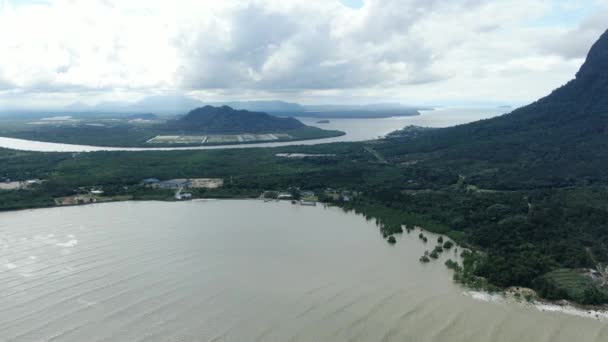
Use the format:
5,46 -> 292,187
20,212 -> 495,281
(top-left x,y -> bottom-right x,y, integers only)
276,103 -> 421,118
203,102 -> 422,118
127,113 -> 159,120
68,95 -> 205,114
210,101 -> 305,113
380,29 -> 608,189
264,103 -> 422,118
163,106 -> 306,133
57,97 -> 422,118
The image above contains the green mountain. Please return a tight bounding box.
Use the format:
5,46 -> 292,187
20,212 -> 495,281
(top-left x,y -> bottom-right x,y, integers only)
379,29 -> 608,189
165,105 -> 305,133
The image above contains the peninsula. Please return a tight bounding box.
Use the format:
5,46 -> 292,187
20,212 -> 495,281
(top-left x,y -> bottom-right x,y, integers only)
0,106 -> 344,147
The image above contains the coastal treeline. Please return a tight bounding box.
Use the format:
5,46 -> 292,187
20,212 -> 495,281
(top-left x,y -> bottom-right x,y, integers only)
2,140 -> 608,305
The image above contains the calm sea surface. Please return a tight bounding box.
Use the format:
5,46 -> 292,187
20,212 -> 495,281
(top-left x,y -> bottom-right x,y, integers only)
0,200 -> 606,342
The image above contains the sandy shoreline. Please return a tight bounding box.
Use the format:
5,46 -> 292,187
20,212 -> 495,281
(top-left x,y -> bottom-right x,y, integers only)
465,290 -> 608,321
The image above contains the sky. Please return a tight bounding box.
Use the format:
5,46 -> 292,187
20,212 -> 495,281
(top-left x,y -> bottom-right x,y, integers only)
0,0 -> 607,109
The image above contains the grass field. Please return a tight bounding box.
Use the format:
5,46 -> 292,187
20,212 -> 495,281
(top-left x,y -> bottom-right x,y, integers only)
546,269 -> 594,289
535,268 -> 608,304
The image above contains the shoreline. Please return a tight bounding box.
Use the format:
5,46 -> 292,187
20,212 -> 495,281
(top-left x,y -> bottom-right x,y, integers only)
0,130 -> 346,152
465,289 -> 608,320
2,195 -> 608,316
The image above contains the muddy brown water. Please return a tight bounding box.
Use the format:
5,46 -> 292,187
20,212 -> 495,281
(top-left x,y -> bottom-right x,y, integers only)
0,200 -> 606,342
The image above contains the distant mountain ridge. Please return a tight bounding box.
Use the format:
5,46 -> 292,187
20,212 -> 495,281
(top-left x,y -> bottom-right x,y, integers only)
163,105 -> 305,133
66,96 -> 206,115
214,101 -> 305,113
57,97 -> 421,118
127,113 -> 159,120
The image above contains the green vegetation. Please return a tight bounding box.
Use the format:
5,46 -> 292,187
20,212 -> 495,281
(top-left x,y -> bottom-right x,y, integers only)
451,250 -> 501,292
164,105 -> 304,133
445,259 -> 461,271
0,118 -> 157,146
532,269 -> 608,305
0,188 -> 55,211
433,245 -> 444,254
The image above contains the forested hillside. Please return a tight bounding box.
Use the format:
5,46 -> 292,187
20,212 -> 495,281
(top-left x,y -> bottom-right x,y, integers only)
164,105 -> 305,133
377,29 -> 608,189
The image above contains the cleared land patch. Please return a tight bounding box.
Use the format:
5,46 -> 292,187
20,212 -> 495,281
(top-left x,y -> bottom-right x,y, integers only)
534,268 -> 608,304
147,133 -> 291,145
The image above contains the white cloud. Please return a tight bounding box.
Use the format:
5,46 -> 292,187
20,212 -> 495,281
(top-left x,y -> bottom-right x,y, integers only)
0,0 -> 606,107
0,0 -> 177,92
539,11 -> 608,59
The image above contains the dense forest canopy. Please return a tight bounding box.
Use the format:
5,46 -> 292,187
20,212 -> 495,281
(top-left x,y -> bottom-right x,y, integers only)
163,105 -> 305,133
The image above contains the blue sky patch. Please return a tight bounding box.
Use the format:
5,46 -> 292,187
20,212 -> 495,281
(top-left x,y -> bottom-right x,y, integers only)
530,0 -> 600,28
340,0 -> 364,9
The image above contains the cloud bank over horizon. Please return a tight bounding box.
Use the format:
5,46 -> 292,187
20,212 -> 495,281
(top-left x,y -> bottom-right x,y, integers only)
0,0 -> 607,109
